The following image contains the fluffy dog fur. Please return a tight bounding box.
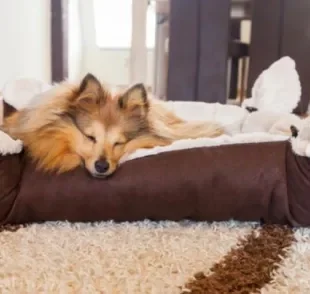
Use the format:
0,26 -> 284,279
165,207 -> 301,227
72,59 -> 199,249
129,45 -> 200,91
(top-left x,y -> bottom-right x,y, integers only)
1,74 -> 224,177
2,74 -> 110,177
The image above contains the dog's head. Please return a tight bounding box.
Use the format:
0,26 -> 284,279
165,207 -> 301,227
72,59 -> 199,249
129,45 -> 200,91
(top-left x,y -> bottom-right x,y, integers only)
71,82 -> 151,178
75,82 -> 151,178
59,73 -> 112,178
2,77 -> 152,178
94,83 -> 150,177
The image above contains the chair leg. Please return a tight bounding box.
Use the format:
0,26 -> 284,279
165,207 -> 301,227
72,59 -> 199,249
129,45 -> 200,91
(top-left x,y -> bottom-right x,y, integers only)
239,58 -> 247,105
229,57 -> 239,99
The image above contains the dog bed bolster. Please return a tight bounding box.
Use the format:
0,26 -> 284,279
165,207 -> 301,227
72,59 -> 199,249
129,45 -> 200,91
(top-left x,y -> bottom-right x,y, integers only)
0,140 -> 301,226
286,146 -> 310,226
3,100 -> 16,118
0,154 -> 24,224
0,100 -> 307,226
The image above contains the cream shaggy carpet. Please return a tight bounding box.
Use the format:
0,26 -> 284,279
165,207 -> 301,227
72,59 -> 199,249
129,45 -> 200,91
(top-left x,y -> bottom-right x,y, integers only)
0,220 -> 309,293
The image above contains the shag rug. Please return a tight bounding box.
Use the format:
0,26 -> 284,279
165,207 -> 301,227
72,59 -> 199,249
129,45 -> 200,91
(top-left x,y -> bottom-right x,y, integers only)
0,221 -> 309,293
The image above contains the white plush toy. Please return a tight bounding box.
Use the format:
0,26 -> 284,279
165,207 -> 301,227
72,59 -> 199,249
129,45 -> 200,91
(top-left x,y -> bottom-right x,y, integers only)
165,56 -> 303,136
2,77 -> 52,110
240,56 -> 304,136
1,57 -> 310,162
290,117 -> 310,157
0,78 -> 52,155
242,56 -> 301,113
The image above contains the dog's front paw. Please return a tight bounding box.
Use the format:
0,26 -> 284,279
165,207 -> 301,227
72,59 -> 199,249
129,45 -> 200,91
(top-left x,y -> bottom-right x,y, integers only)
290,117 -> 310,157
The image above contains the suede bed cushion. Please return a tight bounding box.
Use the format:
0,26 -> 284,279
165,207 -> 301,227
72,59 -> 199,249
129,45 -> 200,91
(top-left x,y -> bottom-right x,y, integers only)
1,101 -> 310,226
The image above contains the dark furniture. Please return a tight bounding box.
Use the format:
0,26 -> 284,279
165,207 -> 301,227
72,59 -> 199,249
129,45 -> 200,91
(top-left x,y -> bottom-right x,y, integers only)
229,39 -> 249,102
167,0 -> 250,104
247,0 -> 310,114
51,0 -> 68,82
167,0 -> 310,114
229,18 -> 250,100
167,0 -> 231,104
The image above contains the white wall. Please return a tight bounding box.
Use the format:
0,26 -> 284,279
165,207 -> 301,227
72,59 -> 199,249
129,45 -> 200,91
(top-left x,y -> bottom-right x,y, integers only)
0,0 -> 51,88
78,0 -> 154,87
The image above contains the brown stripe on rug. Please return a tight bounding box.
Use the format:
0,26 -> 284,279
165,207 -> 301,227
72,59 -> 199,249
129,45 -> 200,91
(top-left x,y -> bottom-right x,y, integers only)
181,225 -> 294,294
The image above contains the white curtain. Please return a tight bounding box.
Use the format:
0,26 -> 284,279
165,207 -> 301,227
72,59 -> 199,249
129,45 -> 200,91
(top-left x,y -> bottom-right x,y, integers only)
68,0 -> 83,81
130,0 -> 148,85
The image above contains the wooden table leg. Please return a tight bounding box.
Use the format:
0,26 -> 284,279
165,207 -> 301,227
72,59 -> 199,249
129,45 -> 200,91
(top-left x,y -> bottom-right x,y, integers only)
167,0 -> 231,103
281,0 -> 310,114
166,0 -> 200,101
51,0 -> 68,82
247,0 -> 283,97
196,0 -> 231,104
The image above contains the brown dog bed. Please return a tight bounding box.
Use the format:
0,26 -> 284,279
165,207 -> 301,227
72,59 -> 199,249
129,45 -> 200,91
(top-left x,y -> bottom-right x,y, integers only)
1,102 -> 310,227
2,98 -> 310,227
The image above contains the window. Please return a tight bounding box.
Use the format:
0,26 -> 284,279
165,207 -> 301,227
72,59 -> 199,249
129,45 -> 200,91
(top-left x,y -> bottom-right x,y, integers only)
93,0 -> 156,49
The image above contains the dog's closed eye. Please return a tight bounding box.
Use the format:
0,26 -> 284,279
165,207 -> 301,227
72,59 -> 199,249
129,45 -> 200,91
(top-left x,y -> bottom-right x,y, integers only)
86,135 -> 97,143
113,141 -> 126,147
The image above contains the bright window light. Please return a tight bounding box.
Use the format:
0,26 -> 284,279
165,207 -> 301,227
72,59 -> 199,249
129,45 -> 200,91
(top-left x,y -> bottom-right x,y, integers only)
93,0 -> 156,49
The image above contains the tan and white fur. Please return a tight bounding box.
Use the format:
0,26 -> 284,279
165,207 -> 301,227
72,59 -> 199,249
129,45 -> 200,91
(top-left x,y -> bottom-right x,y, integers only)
1,74 -> 224,177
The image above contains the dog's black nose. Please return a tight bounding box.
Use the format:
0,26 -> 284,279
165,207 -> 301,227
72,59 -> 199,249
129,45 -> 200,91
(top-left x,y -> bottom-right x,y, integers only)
94,160 -> 109,174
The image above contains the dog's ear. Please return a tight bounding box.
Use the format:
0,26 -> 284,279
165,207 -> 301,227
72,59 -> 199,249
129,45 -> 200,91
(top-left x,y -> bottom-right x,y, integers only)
75,73 -> 105,106
118,83 -> 148,117
290,125 -> 299,138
